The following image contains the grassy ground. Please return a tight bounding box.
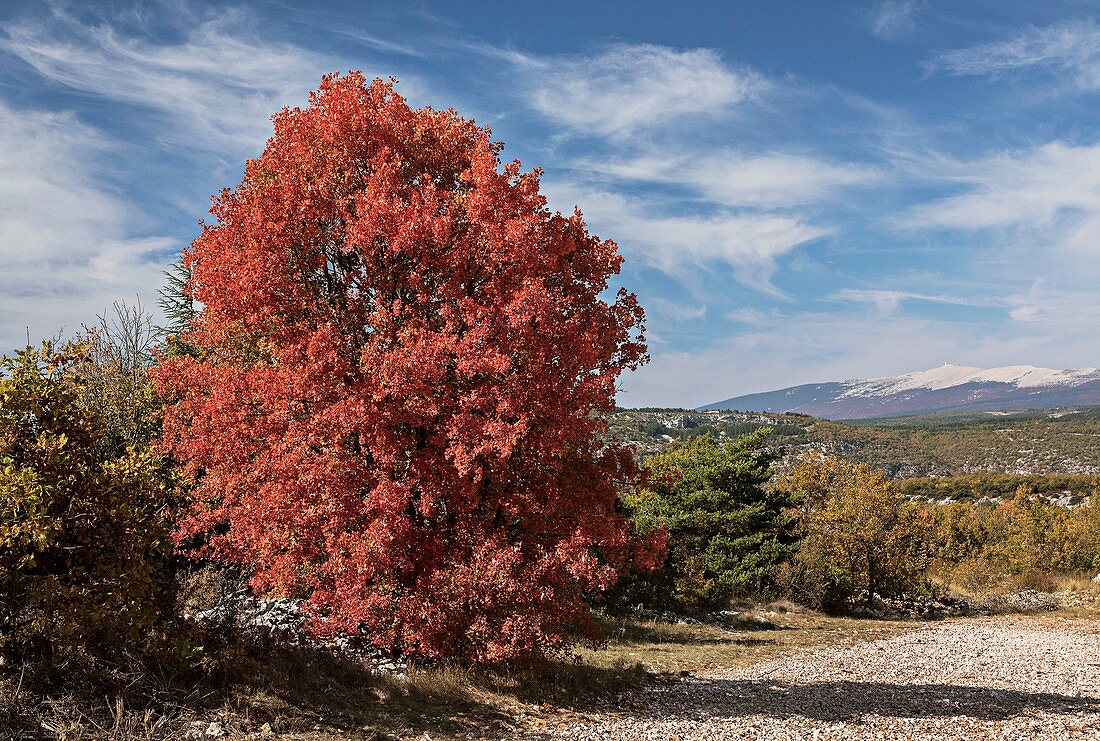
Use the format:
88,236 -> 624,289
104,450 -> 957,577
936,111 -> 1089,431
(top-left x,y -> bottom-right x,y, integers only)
0,603 -> 927,740
937,569 -> 1100,604
578,602 -> 916,675
6,592 -> 1099,739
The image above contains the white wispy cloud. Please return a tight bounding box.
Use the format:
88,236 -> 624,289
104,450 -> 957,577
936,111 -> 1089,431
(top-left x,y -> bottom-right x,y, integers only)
586,149 -> 880,208
902,141 -> 1100,236
525,43 -> 767,138
1003,280 -> 1100,326
875,139 -> 1100,376
832,288 -> 992,312
926,19 -> 1100,89
724,307 -> 780,324
0,100 -> 172,349
0,6 -> 342,151
553,148 -> 878,301
1007,280 -> 1048,322
0,2 -> 357,351
547,183 -> 827,296
519,42 -> 884,305
646,297 -> 707,322
870,0 -> 920,40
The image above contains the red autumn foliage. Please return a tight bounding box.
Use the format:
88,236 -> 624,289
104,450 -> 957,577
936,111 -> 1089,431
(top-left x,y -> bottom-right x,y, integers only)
153,72 -> 659,662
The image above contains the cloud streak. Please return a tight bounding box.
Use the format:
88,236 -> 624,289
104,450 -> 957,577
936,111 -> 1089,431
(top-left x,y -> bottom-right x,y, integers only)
0,100 -> 172,349
548,183 -> 827,296
870,0 -> 921,40
832,288 -> 994,313
0,6 -> 340,150
927,19 -> 1100,89
526,44 -> 767,138
586,149 -> 881,208
902,141 -> 1100,236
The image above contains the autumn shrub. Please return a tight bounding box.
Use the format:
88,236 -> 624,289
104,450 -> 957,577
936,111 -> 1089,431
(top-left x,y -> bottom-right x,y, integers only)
924,485 -> 1100,591
777,454 -> 929,608
1061,496 -> 1100,573
154,72 -> 657,664
983,486 -> 1066,571
615,429 -> 799,611
945,557 -> 1013,597
70,300 -> 162,455
0,343 -> 173,677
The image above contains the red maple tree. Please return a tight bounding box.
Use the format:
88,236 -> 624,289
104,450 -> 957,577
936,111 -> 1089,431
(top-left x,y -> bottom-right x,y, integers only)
154,72 -> 658,662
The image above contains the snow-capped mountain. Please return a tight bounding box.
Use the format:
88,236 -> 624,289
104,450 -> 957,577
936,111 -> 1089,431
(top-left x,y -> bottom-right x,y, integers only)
699,363 -> 1100,420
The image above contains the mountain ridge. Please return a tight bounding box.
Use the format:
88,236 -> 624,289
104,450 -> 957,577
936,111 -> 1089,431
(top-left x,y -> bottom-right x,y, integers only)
701,363 -> 1100,420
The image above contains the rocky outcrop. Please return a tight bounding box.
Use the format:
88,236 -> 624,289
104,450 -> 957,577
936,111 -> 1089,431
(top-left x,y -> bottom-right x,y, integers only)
847,592 -> 986,620
985,589 -> 1098,613
190,587 -> 409,675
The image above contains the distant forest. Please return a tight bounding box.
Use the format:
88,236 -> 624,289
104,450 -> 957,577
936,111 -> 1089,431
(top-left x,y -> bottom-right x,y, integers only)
609,407 -> 1100,490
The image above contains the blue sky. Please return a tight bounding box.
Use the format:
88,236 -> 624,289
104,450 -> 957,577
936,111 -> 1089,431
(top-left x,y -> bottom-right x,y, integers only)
4,1 -> 1100,407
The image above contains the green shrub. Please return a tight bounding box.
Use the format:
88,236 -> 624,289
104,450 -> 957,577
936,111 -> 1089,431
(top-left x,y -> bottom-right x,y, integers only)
617,429 -> 799,611
0,343 -> 173,676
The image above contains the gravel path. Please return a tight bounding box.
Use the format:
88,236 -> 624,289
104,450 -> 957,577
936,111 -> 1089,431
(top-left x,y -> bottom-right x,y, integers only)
541,617 -> 1100,739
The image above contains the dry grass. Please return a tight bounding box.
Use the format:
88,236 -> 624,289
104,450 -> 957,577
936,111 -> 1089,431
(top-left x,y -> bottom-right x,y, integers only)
940,567 -> 1100,602
1050,573 -> 1100,593
0,628 -> 649,740
10,600 -> 1099,739
578,602 -> 917,676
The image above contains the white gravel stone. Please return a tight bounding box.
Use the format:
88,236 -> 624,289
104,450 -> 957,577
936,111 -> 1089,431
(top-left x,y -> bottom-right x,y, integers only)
536,617 -> 1100,739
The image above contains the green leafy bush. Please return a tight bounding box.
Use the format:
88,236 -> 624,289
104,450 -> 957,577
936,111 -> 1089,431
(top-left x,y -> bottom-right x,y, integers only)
0,343 -> 173,675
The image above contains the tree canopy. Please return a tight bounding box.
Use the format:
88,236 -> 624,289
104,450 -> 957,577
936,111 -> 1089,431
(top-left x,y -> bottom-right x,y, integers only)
154,72 -> 654,662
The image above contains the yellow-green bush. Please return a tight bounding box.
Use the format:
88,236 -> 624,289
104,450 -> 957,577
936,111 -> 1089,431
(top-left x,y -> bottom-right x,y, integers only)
71,301 -> 162,456
1060,496 -> 1100,573
777,454 -> 929,607
924,485 -> 1100,592
0,343 -> 172,674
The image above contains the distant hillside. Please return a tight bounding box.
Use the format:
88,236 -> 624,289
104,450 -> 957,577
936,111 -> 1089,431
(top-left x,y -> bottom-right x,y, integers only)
609,406 -> 1100,479
700,364 -> 1100,419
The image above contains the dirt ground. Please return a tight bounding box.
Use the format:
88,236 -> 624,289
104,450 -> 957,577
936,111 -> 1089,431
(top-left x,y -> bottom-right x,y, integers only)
538,614 -> 1100,739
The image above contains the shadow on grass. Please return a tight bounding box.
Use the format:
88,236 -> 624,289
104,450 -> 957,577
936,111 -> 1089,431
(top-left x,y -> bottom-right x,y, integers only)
1,629 -> 655,739
623,678 -> 1100,723
241,627 -> 683,732
230,641 -> 506,737
220,635 -> 653,737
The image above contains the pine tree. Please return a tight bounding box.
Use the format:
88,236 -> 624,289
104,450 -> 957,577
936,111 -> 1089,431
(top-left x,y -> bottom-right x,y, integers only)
156,254 -> 196,339
622,428 -> 799,611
